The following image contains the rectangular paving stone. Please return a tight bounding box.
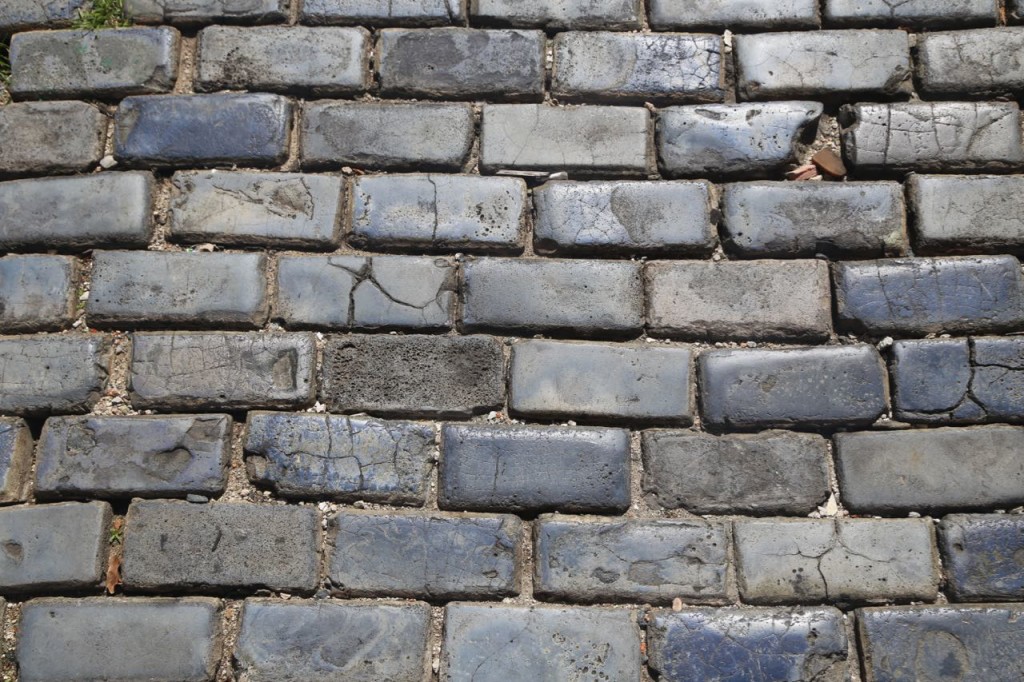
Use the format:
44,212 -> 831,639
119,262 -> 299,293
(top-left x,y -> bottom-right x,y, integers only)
939,514 -> 1024,601
532,180 -> 716,256
349,174 -> 527,253
908,175 -> 1024,255
840,102 -> 1024,173
0,418 -> 32,504
480,104 -> 652,176
0,502 -> 110,594
471,0 -> 641,29
721,181 -> 907,258
244,411 -> 435,505
115,93 -> 292,169
127,0 -> 288,24
301,0 -> 464,26
699,345 -> 888,430
641,430 -> 830,515
645,259 -> 832,341
18,597 -> 221,682
35,415 -> 231,500
321,334 -> 504,418
196,26 -> 370,96
734,518 -> 939,604
834,256 -> 1024,335
169,171 -> 343,249
235,599 -> 430,682
87,251 -> 268,330
917,28 -> 1024,98
10,27 -> 179,100
825,0 -> 999,27
0,101 -> 106,176
648,0 -> 820,30
130,332 -> 315,411
552,32 -> 725,104
534,517 -> 728,604
510,340 -> 694,424
0,255 -> 77,333
834,426 -> 1024,514
0,335 -> 109,416
378,28 -> 545,101
439,423 -> 630,514
327,512 -> 522,599
0,0 -> 88,32
123,500 -> 320,593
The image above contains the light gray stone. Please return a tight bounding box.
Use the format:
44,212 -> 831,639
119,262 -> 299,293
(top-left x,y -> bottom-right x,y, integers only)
471,0 -> 641,29
0,335 -> 110,416
0,0 -> 88,32
0,255 -> 77,333
0,101 -> 107,176
127,0 -> 288,24
0,419 -> 32,504
825,0 -> 998,27
301,0 -> 464,26
908,175 -> 1024,254
648,0 -> 820,30
917,28 -> 1024,98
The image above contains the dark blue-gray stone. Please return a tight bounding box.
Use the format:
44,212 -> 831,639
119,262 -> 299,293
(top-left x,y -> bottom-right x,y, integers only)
0,418 -> 32,504
939,514 -> 1024,601
301,0 -> 464,26
0,0 -> 88,32
0,335 -> 109,416
127,0 -> 288,24
825,0 -> 998,27
470,0 -> 641,29
0,254 -> 77,333
648,0 -> 819,31
971,337 -> 1024,423
891,339 -> 978,423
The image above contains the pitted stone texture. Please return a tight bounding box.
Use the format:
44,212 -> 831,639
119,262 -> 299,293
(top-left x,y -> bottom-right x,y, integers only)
0,419 -> 32,504
350,174 -> 527,253
721,181 -> 907,258
127,0 -> 288,24
834,426 -> 1024,514
441,604 -> 642,682
510,340 -> 693,424
825,0 -> 999,27
18,597 -> 221,682
123,500 -> 320,593
699,345 -> 888,430
0,335 -> 109,416
857,605 -> 1024,682
645,260 -> 832,341
917,28 -> 1024,98
440,423 -> 630,513
735,518 -> 939,604
130,332 -> 315,411
649,0 -> 819,30
328,512 -> 521,599
244,411 -> 434,504
552,32 -> 725,104
321,335 -> 504,418
0,0 -> 88,32
647,607 -> 849,682
532,180 -> 716,256
642,430 -> 830,515
834,256 -> 1024,335
534,517 -> 728,604
36,415 -> 231,500
471,0 -> 641,29
841,102 -> 1024,173
658,102 -> 822,178
235,599 -> 430,682
0,502 -> 110,594
197,26 -> 369,96
0,255 -> 77,333
0,101 -> 106,176
909,175 -> 1024,255
379,28 -> 544,101
940,515 -> 1024,601
301,0 -> 464,26
480,104 -> 652,176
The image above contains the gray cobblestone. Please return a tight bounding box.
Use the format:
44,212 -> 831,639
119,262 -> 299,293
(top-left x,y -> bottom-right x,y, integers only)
301,0 -> 464,26
648,0 -> 820,31
0,335 -> 109,416
0,101 -> 106,176
470,0 -> 641,29
908,175 -> 1024,255
825,0 -> 998,28
127,0 -> 288,24
0,419 -> 32,504
917,28 -> 1024,98
0,255 -> 77,333
0,0 -> 88,32
939,514 -> 1024,601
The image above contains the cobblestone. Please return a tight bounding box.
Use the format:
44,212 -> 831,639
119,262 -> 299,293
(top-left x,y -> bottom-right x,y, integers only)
127,0 -> 288,24
0,101 -> 107,176
470,0 -> 641,29
0,255 -> 77,333
908,175 -> 1024,255
0,418 -> 32,504
0,335 -> 109,416
825,0 -> 998,27
301,0 -> 464,26
1,0 -> 88,32
939,514 -> 1024,601
917,28 -> 1024,98
648,0 -> 820,30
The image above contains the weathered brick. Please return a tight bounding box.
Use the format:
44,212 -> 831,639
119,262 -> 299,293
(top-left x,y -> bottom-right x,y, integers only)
301,0 -> 464,26
130,332 -> 315,411
480,104 -> 652,176
321,334 -> 504,418
908,175 -> 1024,255
349,174 -> 527,253
10,28 -> 179,100
196,26 -> 370,96
648,608 -> 849,682
825,0 -> 998,28
0,173 -> 153,251
327,512 -> 521,599
123,500 -> 320,593
0,101 -> 106,176
244,411 -> 435,504
127,0 -> 287,24
840,102 -> 1024,173
532,180 -> 716,256
939,515 -> 1024,601
834,256 -> 1024,335
510,340 -> 693,424
115,93 -> 292,168
734,518 -> 939,604
642,430 -> 830,515
658,102 -> 822,178
0,0 -> 88,32
0,255 -> 77,333
87,251 -> 268,330
0,419 -> 32,504
0,502 -> 110,594
439,423 -> 630,513
721,181 -> 907,258
648,0 -> 819,30
645,260 -> 832,341
35,415 -> 231,500
0,335 -> 109,416
235,599 -> 430,682
552,32 -> 724,104
169,171 -> 342,249
699,345 -> 888,430
441,604 -> 641,681
917,28 -> 1024,98
534,517 -> 728,604
470,0 -> 641,29
378,28 -> 544,100
834,426 -> 1024,513
18,597 -> 221,682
